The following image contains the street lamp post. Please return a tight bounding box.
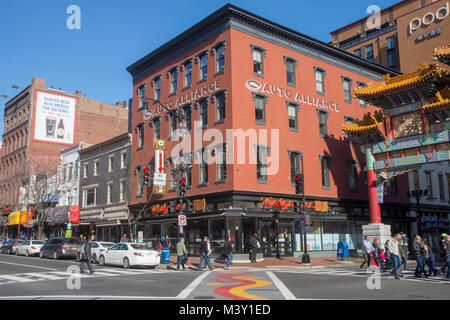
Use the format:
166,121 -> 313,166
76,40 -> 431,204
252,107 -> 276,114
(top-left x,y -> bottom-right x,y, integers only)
300,154 -> 310,264
407,189 -> 428,235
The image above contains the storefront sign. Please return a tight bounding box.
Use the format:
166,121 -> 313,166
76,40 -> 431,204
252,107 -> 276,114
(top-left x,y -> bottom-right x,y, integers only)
261,198 -> 329,213
69,205 -> 80,223
193,199 -> 206,212
138,231 -> 144,243
65,229 -> 72,238
246,79 -> 340,113
8,211 -> 33,226
409,2 -> 448,34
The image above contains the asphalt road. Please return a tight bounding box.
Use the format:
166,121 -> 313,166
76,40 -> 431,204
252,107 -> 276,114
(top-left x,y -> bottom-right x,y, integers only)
0,253 -> 448,300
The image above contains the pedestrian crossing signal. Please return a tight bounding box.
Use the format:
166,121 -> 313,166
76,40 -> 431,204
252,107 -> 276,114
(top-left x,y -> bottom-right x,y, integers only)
143,166 -> 150,186
295,174 -> 304,194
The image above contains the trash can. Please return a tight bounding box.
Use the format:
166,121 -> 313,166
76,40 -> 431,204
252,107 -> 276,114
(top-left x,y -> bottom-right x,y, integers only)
161,248 -> 171,264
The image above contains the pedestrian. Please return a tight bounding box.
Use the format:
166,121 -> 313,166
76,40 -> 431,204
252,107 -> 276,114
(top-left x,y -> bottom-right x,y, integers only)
223,237 -> 234,270
413,235 -> 427,278
198,236 -> 213,271
249,233 -> 260,263
440,233 -> 448,275
388,234 -> 402,280
372,238 -> 379,261
163,235 -> 171,248
360,236 -> 375,269
152,235 -> 160,250
423,238 -> 439,277
176,237 -> 188,271
397,237 -> 405,276
384,239 -> 391,260
120,234 -> 128,243
444,235 -> 450,279
80,237 -> 94,274
400,232 -> 409,270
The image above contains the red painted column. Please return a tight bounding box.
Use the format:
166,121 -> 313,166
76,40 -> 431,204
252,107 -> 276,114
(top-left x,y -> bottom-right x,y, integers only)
365,146 -> 381,224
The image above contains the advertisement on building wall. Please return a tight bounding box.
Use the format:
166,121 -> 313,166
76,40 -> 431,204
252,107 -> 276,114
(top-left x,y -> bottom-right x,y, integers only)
33,90 -> 77,145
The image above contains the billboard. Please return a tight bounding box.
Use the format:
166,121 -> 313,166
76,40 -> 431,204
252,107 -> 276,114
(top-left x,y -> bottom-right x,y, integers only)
33,90 -> 77,145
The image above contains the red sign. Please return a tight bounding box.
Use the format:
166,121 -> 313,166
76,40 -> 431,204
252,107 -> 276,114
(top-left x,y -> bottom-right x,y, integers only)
69,205 -> 80,223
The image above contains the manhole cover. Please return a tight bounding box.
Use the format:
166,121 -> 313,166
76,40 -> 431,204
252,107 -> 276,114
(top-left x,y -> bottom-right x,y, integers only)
194,296 -> 215,299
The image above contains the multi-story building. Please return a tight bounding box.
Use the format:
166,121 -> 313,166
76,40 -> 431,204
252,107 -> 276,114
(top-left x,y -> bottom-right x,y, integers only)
77,133 -> 131,241
330,0 -> 450,244
330,0 -> 449,73
126,4 -> 411,257
0,77 -> 129,212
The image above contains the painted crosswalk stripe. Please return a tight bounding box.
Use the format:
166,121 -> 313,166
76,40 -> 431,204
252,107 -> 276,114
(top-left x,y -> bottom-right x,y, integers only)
26,273 -> 67,280
0,275 -> 35,283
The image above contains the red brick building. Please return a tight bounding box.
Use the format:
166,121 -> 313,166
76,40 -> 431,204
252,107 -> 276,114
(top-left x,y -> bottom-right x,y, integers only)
0,77 -> 129,212
127,4 -> 411,257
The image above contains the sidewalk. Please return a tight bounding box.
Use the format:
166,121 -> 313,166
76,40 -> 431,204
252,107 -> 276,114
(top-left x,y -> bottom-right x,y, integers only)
157,255 -> 357,271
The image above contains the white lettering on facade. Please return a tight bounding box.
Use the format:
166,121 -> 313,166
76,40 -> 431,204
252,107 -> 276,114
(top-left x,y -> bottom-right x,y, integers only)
409,2 -> 448,34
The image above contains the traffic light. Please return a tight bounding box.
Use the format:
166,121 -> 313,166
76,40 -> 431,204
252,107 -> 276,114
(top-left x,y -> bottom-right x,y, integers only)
295,174 -> 304,194
177,176 -> 186,198
169,200 -> 177,214
142,166 -> 150,186
185,198 -> 193,213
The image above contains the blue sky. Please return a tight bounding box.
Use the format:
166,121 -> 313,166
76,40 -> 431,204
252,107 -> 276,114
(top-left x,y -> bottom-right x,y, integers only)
0,0 -> 399,138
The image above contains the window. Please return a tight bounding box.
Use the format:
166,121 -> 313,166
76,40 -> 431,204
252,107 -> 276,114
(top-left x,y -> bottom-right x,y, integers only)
83,164 -> 88,178
199,53 -> 208,81
254,94 -> 266,124
108,156 -> 114,173
354,48 -> 361,57
388,177 -> 398,196
62,167 -> 66,182
317,110 -> 328,137
217,144 -> 227,181
83,188 -> 97,207
94,161 -> 99,176
216,44 -> 225,73
425,172 -> 433,199
199,99 -> 208,128
183,105 -> 192,131
365,44 -> 374,60
290,152 -> 300,184
153,117 -> 160,139
386,36 -> 395,51
252,47 -> 264,76
285,57 -> 296,86
138,85 -> 146,109
287,102 -> 299,130
107,184 -> 112,204
387,51 -> 397,68
184,62 -> 192,88
138,125 -> 144,148
357,82 -> 367,107
215,92 -> 226,123
348,161 -> 358,191
200,149 -> 208,184
315,68 -> 325,95
68,166 -> 72,181
438,174 -> 445,201
121,153 -> 127,169
170,68 -> 178,94
154,77 -> 161,101
321,156 -> 330,189
342,77 -> 352,103
256,146 -> 268,183
120,181 -> 126,201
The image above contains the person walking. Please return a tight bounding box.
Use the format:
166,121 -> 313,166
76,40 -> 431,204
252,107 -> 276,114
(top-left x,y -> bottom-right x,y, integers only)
176,237 -> 188,271
360,236 -> 375,269
198,236 -> 213,271
223,237 -> 234,270
400,232 -> 409,270
440,233 -> 448,275
413,235 -> 427,278
423,238 -> 439,277
80,237 -> 94,274
388,234 -> 402,280
120,234 -> 128,243
443,235 -> 450,279
249,233 -> 260,263
372,238 -> 379,262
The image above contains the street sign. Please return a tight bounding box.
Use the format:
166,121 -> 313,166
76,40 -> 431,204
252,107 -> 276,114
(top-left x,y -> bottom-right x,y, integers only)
67,223 -> 72,230
153,173 -> 166,186
138,231 -> 144,243
178,215 -> 187,226
65,230 -> 72,238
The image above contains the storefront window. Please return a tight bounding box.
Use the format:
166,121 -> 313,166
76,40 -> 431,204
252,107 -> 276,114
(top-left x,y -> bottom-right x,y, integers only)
210,218 -> 225,254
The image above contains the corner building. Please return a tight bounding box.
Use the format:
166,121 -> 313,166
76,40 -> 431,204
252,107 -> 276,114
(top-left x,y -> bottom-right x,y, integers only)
127,4 -> 411,257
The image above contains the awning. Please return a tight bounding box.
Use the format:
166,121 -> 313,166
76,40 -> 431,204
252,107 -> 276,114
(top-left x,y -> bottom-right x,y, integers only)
23,219 -> 38,228
46,206 -> 70,224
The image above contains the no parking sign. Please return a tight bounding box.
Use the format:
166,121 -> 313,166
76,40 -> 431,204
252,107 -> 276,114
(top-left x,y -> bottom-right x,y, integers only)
178,215 -> 187,226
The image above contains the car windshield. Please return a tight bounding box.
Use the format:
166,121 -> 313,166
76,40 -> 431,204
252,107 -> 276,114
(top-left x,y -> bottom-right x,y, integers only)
130,244 -> 152,250
32,241 -> 44,245
101,243 -> 115,248
65,238 -> 82,245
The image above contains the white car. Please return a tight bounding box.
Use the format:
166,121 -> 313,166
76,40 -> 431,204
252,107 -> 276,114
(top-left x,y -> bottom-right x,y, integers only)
16,240 -> 45,256
91,242 -> 115,263
98,243 -> 160,268
12,240 -> 26,254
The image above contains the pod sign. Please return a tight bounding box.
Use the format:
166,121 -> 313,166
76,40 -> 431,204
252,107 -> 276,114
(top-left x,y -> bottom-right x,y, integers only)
409,2 -> 448,34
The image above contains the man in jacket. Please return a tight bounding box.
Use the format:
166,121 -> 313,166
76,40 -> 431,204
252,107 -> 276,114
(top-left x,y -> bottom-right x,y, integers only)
198,236 -> 213,271
223,237 -> 234,270
80,238 -> 94,274
360,236 -> 375,269
400,232 -> 409,270
413,235 -> 427,278
176,237 -> 188,271
444,235 -> 450,279
249,233 -> 260,263
388,234 -> 402,279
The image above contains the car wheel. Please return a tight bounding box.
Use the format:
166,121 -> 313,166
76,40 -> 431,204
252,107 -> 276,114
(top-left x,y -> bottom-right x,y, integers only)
39,250 -> 44,258
123,257 -> 130,269
25,250 -> 30,257
99,255 -> 105,266
92,253 -> 97,264
15,250 -> 19,255
53,251 -> 59,260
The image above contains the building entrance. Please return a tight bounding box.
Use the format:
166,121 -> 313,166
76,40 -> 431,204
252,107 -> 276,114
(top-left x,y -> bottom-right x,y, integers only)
261,221 -> 294,257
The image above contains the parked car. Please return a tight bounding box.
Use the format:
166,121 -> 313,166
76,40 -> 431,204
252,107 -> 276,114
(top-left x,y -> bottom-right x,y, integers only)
76,241 -> 115,263
98,243 -> 160,268
0,240 -> 17,254
16,240 -> 45,256
39,237 -> 82,259
12,240 -> 26,254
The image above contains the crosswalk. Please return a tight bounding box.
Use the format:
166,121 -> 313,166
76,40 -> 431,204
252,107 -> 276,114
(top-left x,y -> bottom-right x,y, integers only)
0,267 -> 176,286
277,267 -> 450,284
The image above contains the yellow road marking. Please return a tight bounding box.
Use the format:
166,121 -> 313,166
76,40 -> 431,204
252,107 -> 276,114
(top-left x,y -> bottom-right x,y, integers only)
229,276 -> 272,300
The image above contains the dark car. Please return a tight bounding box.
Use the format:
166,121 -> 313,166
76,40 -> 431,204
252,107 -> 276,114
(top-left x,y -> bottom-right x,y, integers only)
0,240 -> 17,254
39,237 -> 82,260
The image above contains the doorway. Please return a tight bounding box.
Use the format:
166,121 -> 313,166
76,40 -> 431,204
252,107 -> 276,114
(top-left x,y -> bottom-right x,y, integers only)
261,220 -> 294,257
